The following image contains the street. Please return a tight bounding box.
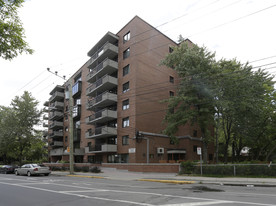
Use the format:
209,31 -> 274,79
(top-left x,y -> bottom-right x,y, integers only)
0,173 -> 276,206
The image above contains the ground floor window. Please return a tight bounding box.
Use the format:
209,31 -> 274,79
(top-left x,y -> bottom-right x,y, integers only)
168,153 -> 185,161
107,154 -> 129,163
88,155 -> 102,164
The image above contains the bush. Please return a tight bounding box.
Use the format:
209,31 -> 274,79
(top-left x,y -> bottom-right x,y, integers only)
81,166 -> 89,172
90,166 -> 101,173
180,161 -> 196,174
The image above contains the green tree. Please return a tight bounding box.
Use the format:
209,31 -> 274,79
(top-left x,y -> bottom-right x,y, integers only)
161,42 -> 218,163
0,0 -> 33,60
0,106 -> 17,163
10,91 -> 42,165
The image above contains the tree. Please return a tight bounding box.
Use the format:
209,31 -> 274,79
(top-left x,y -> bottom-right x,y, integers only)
161,42 -> 218,163
0,0 -> 33,60
0,106 -> 17,163
10,91 -> 42,165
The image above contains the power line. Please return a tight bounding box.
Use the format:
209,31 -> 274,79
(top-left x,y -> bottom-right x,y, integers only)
187,4 -> 276,38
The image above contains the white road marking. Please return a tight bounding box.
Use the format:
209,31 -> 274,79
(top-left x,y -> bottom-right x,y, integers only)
161,201 -> 233,206
0,178 -> 276,206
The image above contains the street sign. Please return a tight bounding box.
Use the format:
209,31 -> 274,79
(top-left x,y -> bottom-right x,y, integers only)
197,147 -> 201,155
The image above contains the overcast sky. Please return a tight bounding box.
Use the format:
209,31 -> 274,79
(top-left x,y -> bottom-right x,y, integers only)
1,0 -> 276,109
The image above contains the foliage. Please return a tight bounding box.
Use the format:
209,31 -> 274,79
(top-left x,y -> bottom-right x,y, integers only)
161,42 -> 218,162
0,91 -> 44,165
90,166 -> 101,173
180,161 -> 196,174
0,0 -> 33,60
161,39 -> 276,163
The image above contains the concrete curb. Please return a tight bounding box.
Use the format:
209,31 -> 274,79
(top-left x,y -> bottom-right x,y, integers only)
66,174 -> 105,179
138,179 -> 195,184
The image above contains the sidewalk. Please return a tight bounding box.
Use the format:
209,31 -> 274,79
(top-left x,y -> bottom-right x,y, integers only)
51,167 -> 276,187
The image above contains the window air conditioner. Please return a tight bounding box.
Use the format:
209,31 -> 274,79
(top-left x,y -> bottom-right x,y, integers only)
157,147 -> 164,154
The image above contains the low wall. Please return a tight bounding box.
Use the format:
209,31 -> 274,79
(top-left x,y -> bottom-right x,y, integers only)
44,163 -> 180,173
102,163 -> 180,173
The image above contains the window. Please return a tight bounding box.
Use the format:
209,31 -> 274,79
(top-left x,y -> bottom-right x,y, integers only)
123,64 -> 130,76
123,48 -> 130,59
122,117 -> 129,128
65,136 -> 68,142
170,76 -> 174,83
123,82 -> 129,93
193,130 -> 198,137
122,99 -> 129,110
122,135 -> 129,145
193,145 -> 198,152
65,127 -> 68,132
169,46 -> 174,53
123,31 -> 130,43
169,91 -> 174,97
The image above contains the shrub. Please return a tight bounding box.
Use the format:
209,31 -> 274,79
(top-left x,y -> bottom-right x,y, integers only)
90,166 -> 101,173
180,161 -> 196,174
82,166 -> 89,172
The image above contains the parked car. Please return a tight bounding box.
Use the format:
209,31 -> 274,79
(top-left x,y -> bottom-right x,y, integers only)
15,164 -> 51,176
0,165 -> 18,174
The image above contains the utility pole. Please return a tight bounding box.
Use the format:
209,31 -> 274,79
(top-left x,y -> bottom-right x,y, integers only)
47,68 -> 74,174
68,78 -> 74,174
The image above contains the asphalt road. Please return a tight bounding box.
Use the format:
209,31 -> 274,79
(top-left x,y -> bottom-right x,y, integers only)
0,173 -> 276,206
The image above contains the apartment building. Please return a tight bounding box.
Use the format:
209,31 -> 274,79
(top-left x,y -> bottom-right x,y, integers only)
44,16 -> 213,164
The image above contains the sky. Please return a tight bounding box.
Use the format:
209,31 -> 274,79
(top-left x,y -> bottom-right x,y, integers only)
1,0 -> 276,109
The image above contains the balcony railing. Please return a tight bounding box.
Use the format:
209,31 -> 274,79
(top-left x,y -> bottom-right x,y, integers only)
49,111 -> 63,121
85,126 -> 117,139
86,74 -> 117,96
49,131 -> 63,138
86,109 -> 117,124
85,144 -> 117,153
49,121 -> 63,129
86,92 -> 117,110
50,141 -> 63,147
43,114 -> 48,120
49,148 -> 63,156
86,58 -> 118,83
49,101 -> 64,110
49,91 -> 64,103
87,42 -> 118,69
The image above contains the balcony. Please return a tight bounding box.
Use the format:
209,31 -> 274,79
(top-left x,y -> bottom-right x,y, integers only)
43,122 -> 48,127
85,144 -> 117,153
50,141 -> 63,147
49,91 -> 64,103
49,121 -> 63,130
86,109 -> 117,124
85,126 -> 117,139
43,130 -> 48,137
73,105 -> 81,119
49,131 -> 63,138
86,58 -> 118,83
43,101 -> 49,107
50,85 -> 64,95
49,101 -> 64,110
49,148 -> 63,156
72,81 -> 82,97
86,74 -> 117,97
63,148 -> 85,156
86,92 -> 117,110
49,111 -> 63,120
43,114 -> 48,120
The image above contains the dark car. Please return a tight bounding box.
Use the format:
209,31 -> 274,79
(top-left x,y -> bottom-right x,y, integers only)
0,165 -> 18,174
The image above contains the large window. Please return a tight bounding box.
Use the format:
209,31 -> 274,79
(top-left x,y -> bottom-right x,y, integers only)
122,135 -> 129,145
123,82 -> 129,93
122,99 -> 129,110
123,48 -> 130,59
123,31 -> 130,43
123,64 -> 130,76
170,76 -> 174,83
122,117 -> 129,128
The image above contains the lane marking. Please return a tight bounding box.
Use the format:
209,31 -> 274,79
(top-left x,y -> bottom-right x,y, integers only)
1,179 -> 276,206
161,200 -> 233,206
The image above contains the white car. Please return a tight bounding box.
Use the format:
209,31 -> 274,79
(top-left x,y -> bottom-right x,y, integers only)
15,164 -> 51,176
